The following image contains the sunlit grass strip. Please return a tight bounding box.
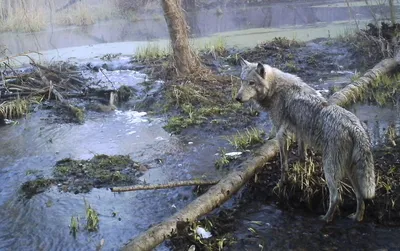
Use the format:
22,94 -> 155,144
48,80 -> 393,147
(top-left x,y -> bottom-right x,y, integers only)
200,36 -> 227,57
0,7 -> 47,32
135,43 -> 171,61
225,127 -> 265,150
0,98 -> 31,119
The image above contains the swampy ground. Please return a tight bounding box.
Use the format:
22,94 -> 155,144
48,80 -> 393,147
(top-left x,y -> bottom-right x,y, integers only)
2,17 -> 400,251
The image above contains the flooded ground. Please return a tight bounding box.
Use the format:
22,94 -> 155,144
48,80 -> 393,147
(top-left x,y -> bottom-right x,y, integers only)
0,63 -> 233,250
1,1 -> 400,251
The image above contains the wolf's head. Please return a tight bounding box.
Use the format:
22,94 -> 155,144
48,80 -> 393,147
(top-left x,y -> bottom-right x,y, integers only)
235,58 -> 274,103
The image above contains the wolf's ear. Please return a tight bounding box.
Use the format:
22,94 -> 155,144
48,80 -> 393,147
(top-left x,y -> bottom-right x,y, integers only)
256,63 -> 265,79
239,57 -> 249,68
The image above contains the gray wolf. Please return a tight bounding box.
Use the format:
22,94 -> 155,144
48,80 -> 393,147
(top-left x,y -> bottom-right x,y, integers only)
236,58 -> 376,222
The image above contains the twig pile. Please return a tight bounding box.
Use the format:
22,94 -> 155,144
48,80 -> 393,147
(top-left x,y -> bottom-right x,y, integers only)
0,58 -> 87,120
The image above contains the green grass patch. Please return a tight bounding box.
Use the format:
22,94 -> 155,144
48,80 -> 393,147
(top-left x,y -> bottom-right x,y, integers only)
362,73 -> 400,106
163,78 -> 244,134
70,216 -> 79,238
225,127 -> 265,150
0,98 -> 32,120
85,200 -> 100,232
269,36 -> 304,49
135,43 -> 170,62
201,36 -> 228,57
215,148 -> 230,169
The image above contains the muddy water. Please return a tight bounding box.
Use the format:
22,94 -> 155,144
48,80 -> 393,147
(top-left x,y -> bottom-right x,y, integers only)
0,66 -> 231,250
0,62 -> 399,251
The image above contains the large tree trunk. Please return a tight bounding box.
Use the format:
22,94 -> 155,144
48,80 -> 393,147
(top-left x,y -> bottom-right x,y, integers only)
122,53 -> 400,251
161,0 -> 201,76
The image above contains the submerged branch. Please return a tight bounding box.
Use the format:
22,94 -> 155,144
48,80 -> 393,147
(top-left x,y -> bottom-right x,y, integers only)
111,180 -> 219,192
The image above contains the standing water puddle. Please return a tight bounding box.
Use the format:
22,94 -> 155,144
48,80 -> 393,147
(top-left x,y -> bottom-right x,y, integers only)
0,63 -> 230,250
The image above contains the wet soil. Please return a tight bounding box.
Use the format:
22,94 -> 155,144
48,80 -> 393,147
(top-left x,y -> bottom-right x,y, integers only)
166,138 -> 400,251
130,32 -> 400,249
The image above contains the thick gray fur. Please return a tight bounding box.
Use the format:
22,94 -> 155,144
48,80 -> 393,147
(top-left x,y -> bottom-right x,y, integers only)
236,58 -> 376,222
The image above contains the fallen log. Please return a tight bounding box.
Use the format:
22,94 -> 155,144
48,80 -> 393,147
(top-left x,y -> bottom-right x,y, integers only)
124,140 -> 279,251
328,57 -> 400,106
123,53 -> 400,251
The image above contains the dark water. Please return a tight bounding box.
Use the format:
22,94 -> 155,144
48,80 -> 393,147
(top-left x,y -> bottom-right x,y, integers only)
230,202 -> 400,250
0,60 -> 399,250
0,61 -> 233,250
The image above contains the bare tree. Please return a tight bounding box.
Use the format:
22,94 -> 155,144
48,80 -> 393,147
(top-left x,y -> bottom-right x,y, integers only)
161,0 -> 202,76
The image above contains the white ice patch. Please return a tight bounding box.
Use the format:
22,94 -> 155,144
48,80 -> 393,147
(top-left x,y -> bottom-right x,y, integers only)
196,227 -> 212,239
115,110 -> 148,124
225,152 -> 242,157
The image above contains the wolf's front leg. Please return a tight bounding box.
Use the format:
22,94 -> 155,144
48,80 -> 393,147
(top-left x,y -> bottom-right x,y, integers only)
276,126 -> 289,187
298,139 -> 307,162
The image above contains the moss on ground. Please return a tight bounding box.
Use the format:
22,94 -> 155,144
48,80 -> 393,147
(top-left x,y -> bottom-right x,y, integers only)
21,154 -> 146,197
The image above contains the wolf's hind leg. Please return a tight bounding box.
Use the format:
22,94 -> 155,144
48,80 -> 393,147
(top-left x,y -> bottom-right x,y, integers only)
298,139 -> 307,162
276,126 -> 289,187
320,155 -> 343,222
346,168 -> 365,222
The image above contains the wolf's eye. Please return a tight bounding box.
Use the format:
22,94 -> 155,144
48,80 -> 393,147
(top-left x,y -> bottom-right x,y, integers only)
249,81 -> 255,85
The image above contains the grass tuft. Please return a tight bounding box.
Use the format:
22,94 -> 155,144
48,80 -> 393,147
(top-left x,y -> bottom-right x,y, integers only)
201,37 -> 228,57
225,127 -> 265,150
0,98 -> 32,119
135,43 -> 170,62
85,200 -> 100,232
0,7 -> 47,32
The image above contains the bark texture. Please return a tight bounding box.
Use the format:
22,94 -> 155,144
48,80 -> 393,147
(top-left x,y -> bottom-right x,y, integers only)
123,140 -> 279,251
111,180 -> 219,192
161,0 -> 200,76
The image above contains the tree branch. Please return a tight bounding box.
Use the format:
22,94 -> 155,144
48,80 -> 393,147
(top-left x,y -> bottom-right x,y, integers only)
111,180 -> 219,192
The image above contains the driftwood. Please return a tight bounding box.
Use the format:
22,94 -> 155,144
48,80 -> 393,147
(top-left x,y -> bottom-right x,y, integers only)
111,180 -> 219,192
123,54 -> 400,251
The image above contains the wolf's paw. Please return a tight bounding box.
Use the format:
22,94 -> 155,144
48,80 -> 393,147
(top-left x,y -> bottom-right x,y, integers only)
319,215 -> 333,223
347,213 -> 363,222
272,180 -> 286,194
277,179 -> 287,188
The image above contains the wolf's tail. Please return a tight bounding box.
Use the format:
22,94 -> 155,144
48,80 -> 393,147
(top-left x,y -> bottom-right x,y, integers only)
351,124 -> 376,199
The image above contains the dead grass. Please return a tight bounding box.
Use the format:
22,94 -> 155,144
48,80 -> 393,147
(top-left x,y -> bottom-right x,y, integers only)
135,43 -> 171,62
200,37 -> 228,58
0,5 -> 47,32
0,98 -> 33,119
225,127 -> 265,150
56,1 -> 118,26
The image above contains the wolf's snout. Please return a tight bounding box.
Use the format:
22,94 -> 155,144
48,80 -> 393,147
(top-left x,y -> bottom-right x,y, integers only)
235,96 -> 242,102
